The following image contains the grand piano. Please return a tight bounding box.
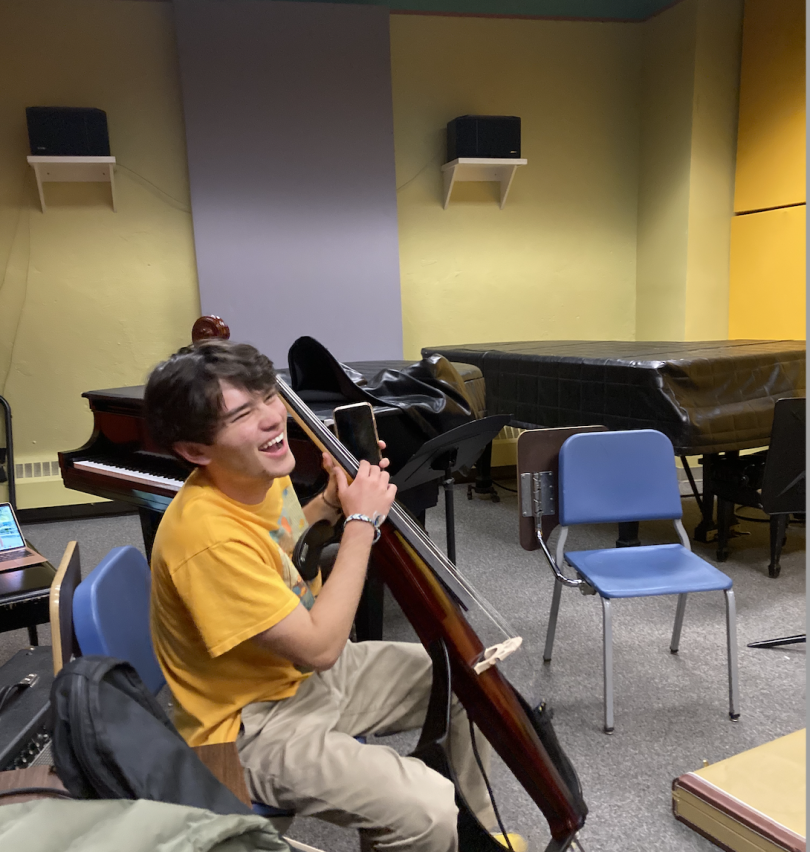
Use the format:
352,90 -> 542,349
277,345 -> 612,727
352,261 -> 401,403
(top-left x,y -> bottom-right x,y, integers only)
59,346 -> 479,641
422,339 -> 806,540
59,382 -> 449,550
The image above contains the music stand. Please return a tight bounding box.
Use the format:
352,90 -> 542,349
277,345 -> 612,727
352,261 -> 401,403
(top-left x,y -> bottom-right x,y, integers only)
392,415 -> 511,564
746,398 -> 806,649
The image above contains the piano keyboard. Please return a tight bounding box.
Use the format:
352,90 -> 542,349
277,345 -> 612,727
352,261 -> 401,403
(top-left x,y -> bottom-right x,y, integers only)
72,460 -> 185,492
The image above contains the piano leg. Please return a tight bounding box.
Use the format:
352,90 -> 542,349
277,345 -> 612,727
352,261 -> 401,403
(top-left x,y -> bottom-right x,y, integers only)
694,453 -> 723,543
139,508 -> 163,562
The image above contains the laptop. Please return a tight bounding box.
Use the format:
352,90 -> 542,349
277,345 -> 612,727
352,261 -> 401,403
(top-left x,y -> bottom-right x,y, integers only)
0,503 -> 47,571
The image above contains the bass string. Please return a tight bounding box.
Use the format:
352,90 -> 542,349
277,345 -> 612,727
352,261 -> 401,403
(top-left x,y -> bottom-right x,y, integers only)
386,502 -> 517,639
277,378 -> 517,641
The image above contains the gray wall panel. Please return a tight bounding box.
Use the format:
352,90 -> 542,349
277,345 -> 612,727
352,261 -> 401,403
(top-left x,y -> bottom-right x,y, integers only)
174,0 -> 402,365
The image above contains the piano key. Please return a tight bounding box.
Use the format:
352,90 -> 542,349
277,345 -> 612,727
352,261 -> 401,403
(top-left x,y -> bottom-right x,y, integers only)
72,460 -> 185,491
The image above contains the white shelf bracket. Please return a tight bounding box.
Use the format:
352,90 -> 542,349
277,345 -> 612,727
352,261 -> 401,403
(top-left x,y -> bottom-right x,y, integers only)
27,156 -> 117,212
440,157 -> 527,209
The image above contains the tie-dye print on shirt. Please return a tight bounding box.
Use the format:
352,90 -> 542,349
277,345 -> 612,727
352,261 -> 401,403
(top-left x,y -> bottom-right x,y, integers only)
269,483 -> 316,611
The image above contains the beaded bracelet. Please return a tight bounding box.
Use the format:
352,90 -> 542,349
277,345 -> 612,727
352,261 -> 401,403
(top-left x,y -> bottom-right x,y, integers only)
343,513 -> 385,544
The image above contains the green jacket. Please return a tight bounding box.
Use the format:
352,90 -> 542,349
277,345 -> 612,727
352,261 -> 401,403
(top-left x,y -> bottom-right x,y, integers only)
0,798 -> 290,852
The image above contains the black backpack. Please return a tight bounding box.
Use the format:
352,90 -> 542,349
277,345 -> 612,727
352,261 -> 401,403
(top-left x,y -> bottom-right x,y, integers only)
50,656 -> 253,816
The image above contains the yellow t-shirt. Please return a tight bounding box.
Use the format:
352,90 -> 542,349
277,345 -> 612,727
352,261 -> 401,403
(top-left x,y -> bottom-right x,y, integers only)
150,469 -> 320,746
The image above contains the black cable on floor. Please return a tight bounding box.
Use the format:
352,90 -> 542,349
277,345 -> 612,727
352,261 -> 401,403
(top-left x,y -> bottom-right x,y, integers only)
493,482 -> 517,494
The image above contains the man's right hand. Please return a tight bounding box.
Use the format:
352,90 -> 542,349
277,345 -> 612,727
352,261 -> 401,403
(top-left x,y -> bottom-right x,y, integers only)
334,460 -> 397,520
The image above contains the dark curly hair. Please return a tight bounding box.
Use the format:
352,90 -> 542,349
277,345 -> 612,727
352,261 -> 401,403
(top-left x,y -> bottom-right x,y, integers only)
144,339 -> 277,454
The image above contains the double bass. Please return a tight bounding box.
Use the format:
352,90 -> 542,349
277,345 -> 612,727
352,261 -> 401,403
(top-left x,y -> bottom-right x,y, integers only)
279,374 -> 588,851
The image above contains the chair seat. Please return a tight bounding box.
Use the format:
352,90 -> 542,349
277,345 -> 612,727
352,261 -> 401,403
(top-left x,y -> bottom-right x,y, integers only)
565,544 -> 732,598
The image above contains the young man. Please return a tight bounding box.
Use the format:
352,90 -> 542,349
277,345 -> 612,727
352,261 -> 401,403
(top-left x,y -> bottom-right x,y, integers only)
145,339 -> 497,852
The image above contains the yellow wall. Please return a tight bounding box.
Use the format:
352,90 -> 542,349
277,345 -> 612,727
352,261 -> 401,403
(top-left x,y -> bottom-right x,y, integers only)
636,0 -> 743,341
635,0 -> 697,340
390,15 -> 642,359
728,0 -> 805,340
729,206 -> 806,340
0,1 -> 755,508
0,0 -> 200,508
733,0 -> 806,212
683,0 -> 745,340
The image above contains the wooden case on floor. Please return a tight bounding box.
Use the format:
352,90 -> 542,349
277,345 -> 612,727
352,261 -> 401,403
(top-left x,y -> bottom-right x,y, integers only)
672,729 -> 805,852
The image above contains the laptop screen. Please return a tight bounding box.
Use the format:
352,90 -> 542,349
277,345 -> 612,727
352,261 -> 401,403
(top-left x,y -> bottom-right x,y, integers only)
0,504 -> 25,552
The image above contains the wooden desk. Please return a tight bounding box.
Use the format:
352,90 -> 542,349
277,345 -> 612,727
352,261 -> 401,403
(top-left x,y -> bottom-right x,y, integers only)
0,743 -> 250,808
0,551 -> 56,645
0,765 -> 66,805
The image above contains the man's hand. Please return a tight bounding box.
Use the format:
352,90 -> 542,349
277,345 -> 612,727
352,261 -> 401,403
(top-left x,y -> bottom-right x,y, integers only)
312,442 -> 390,523
334,458 -> 396,521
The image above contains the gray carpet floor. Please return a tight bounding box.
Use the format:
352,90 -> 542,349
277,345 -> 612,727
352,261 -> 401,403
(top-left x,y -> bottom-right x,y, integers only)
2,487 -> 805,852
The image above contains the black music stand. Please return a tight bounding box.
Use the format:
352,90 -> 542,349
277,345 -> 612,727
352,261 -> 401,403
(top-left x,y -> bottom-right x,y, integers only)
392,415 -> 511,564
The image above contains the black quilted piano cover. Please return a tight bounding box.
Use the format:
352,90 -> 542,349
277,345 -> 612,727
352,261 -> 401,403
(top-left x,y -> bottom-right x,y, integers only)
420,340 -> 806,454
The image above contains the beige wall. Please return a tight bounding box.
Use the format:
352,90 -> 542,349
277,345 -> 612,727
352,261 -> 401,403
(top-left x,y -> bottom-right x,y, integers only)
635,0 -> 697,340
636,0 -> 743,341
390,15 -> 642,359
0,0 -> 200,508
684,0 -> 744,339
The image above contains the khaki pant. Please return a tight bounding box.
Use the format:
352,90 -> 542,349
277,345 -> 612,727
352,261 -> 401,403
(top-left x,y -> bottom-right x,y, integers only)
236,641 -> 496,852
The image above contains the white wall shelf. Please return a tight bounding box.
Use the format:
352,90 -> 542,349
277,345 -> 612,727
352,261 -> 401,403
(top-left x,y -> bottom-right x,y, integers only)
27,156 -> 117,212
441,157 -> 527,209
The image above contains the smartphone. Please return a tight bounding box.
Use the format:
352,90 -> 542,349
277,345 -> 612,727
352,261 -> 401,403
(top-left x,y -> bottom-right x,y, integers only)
333,402 -> 382,465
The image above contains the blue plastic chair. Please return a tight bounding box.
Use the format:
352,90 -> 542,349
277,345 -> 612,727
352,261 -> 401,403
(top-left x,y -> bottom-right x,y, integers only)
544,430 -> 740,733
73,546 -> 166,694
72,545 -> 293,823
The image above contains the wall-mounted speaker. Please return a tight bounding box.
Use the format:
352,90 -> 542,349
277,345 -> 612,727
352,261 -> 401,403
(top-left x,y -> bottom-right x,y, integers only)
446,115 -> 521,161
26,107 -> 110,157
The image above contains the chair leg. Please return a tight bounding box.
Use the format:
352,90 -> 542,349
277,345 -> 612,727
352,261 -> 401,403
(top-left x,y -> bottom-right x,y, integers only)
543,578 -> 563,663
670,594 -> 688,654
725,589 -> 740,721
601,597 -> 614,734
27,625 -> 38,646
768,514 -> 788,578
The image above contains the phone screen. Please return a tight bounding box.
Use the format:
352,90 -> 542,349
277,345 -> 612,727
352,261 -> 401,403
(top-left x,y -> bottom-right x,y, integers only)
333,403 -> 382,464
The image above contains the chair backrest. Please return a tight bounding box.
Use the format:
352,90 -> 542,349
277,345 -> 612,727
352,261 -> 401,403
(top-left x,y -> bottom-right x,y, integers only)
73,545 -> 166,694
761,397 -> 806,515
49,540 -> 82,676
516,425 -> 608,550
558,429 -> 682,526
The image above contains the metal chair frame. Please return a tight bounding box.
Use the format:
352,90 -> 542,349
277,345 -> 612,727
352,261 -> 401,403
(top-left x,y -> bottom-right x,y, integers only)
544,518 -> 739,733
519,428 -> 740,734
